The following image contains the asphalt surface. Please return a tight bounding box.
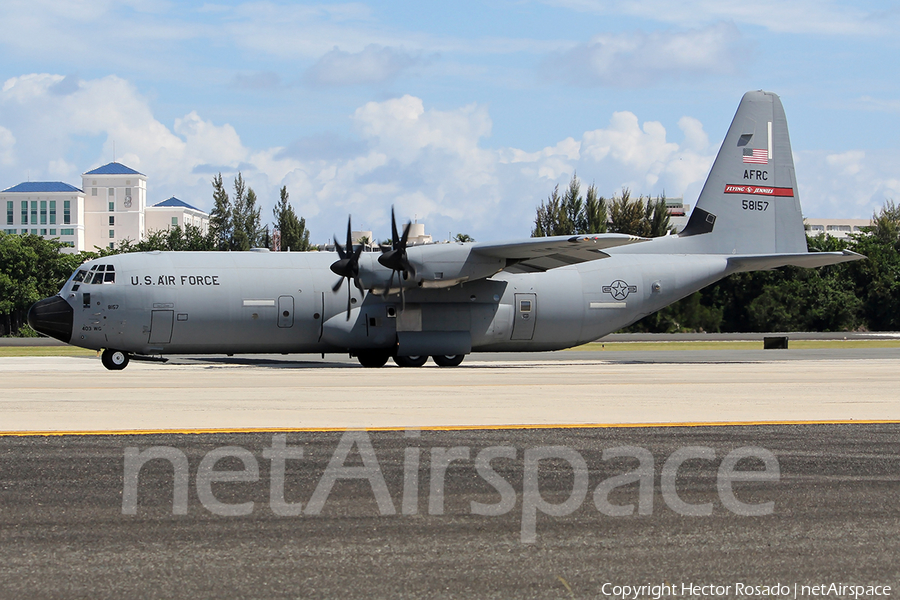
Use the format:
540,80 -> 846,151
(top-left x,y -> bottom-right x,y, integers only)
2,424 -> 898,599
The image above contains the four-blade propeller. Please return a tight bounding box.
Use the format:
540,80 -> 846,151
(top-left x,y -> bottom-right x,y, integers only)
330,218 -> 365,320
377,207 -> 416,309
329,207 -> 417,317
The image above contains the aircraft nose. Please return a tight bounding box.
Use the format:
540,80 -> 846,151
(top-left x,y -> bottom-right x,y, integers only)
27,296 -> 74,343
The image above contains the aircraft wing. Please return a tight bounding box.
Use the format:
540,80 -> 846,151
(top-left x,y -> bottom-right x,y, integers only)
472,233 -> 649,273
727,250 -> 865,273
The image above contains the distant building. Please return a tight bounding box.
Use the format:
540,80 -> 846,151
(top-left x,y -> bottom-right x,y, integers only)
664,197 -> 691,233
1,182 -> 86,250
146,197 -> 209,235
405,222 -> 432,245
319,223 -> 434,252
1,161 -> 208,253
804,218 -> 872,239
81,162 -> 148,252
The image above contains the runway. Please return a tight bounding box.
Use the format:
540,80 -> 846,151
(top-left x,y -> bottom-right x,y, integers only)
1,348 -> 899,432
1,425 -> 899,598
2,349 -> 898,598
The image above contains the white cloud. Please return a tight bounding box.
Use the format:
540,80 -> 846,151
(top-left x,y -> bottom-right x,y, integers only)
678,116 -> 708,152
582,112 -> 678,169
826,150 -> 865,176
3,73 -> 894,243
544,22 -> 742,87
854,96 -> 900,113
350,95 -> 496,200
0,73 -> 251,195
305,45 -> 424,86
0,126 -> 15,166
797,149 -> 900,219
0,76 -> 718,239
543,0 -> 890,36
173,111 -> 246,169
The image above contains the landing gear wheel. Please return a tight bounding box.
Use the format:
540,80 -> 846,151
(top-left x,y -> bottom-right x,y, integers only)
356,350 -> 390,368
393,355 -> 428,368
432,354 -> 465,367
101,349 -> 130,371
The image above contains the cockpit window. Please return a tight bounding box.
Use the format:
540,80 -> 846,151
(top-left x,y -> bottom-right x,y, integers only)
79,264 -> 116,284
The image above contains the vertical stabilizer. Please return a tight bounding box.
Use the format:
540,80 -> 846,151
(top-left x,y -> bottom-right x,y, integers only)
680,91 -> 807,254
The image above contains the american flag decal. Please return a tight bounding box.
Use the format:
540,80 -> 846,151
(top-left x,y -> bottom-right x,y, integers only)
743,148 -> 768,164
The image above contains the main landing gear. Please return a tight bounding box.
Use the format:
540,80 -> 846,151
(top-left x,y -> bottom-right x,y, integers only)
431,354 -> 465,367
393,355 -> 428,368
356,350 -> 391,368
354,351 -> 466,368
101,348 -> 130,371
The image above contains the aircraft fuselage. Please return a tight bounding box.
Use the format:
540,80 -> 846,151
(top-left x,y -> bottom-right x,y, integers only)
52,248 -> 727,358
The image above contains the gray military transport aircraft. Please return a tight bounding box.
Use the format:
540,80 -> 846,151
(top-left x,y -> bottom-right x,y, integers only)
28,91 -> 863,369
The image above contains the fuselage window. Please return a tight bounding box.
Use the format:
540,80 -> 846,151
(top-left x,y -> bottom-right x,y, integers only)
520,300 -> 532,313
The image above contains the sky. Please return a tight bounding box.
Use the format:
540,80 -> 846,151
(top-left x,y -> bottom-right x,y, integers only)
1,0 -> 899,244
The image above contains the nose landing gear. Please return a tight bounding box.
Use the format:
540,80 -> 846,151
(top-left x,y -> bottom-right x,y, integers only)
101,349 -> 130,370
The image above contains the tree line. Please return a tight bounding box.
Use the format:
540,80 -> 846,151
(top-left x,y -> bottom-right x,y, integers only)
531,175 -> 900,333
2,174 -> 899,336
532,174 -> 674,238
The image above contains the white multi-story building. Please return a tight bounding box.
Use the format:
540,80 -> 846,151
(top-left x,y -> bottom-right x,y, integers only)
1,161 -> 208,253
1,182 -> 86,250
146,197 -> 209,234
804,218 -> 872,239
82,162 -> 148,251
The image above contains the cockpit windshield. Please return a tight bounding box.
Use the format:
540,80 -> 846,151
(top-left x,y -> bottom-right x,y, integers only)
74,264 -> 116,285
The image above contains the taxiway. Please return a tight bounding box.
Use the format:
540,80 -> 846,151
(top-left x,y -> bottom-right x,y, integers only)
1,349 -> 899,432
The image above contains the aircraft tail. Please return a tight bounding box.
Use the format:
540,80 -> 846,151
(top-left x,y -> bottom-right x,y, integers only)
679,91 -> 807,255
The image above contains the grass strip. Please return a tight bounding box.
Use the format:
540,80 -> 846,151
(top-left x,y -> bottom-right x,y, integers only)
569,340 -> 900,351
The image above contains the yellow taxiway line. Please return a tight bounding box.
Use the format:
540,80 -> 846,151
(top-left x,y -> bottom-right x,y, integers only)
1,419 -> 898,437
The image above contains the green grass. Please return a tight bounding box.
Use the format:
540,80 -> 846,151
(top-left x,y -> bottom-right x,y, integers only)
569,340 -> 900,351
0,346 -> 97,357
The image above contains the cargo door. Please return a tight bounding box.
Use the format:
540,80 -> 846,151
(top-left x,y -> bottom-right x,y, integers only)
149,309 -> 174,344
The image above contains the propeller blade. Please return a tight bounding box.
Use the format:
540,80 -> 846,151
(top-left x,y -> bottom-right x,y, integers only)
345,219 -> 353,254
330,214 -> 365,322
346,283 -> 352,320
391,206 -> 400,250
377,206 -> 417,305
333,234 -> 347,260
382,270 -> 395,299
400,221 -> 411,247
403,258 -> 416,279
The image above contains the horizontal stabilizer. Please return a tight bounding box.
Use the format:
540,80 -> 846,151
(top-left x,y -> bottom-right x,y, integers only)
727,250 -> 865,273
473,233 -> 648,273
